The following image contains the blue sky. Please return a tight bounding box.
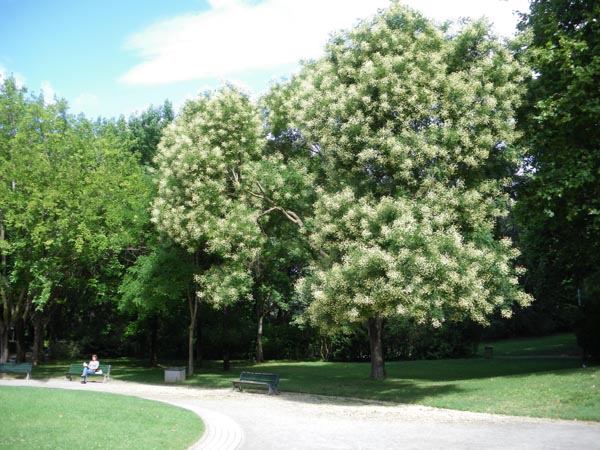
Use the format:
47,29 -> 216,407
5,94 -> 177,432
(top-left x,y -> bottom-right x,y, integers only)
0,0 -> 530,119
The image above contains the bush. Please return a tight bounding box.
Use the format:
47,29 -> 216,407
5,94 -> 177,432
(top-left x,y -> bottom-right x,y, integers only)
49,340 -> 82,360
385,318 -> 482,360
576,273 -> 600,362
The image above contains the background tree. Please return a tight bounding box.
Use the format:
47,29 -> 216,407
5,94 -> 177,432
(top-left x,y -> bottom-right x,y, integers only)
128,100 -> 175,166
515,0 -> 600,356
0,77 -> 149,362
119,241 -> 198,366
289,4 -> 532,378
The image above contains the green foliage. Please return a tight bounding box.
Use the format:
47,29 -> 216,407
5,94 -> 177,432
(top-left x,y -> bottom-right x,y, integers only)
0,76 -> 151,361
514,0 -> 600,334
46,340 -> 83,360
128,100 -> 174,166
119,243 -> 197,315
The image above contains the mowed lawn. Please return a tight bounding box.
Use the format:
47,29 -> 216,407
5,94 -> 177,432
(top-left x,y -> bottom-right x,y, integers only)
29,333 -> 599,422
183,358 -> 598,421
476,333 -> 581,357
0,386 -> 204,450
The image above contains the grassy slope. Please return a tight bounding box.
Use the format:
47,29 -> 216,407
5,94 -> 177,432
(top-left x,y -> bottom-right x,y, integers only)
0,386 -> 204,450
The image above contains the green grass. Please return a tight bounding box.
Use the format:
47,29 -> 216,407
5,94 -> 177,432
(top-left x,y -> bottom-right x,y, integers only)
0,386 -> 204,450
25,334 -> 600,422
477,333 -> 580,356
185,358 -> 599,421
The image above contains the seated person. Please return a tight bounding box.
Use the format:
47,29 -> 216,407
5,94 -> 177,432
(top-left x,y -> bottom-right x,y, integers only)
81,354 -> 99,383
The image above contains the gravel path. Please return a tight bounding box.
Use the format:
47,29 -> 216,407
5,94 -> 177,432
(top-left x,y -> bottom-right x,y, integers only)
2,378 -> 599,450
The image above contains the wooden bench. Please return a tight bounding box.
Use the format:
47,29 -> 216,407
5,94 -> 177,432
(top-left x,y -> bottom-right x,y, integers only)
0,362 -> 33,380
66,363 -> 111,383
232,371 -> 280,395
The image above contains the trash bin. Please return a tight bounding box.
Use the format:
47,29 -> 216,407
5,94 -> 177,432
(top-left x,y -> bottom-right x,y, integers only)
484,346 -> 493,359
164,367 -> 186,383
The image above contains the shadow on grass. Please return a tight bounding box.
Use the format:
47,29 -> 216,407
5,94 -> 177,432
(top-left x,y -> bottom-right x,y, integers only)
226,380 -> 465,407
27,356 -> 589,406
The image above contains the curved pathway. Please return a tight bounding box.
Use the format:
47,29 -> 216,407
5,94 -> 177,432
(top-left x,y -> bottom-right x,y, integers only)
1,378 -> 599,450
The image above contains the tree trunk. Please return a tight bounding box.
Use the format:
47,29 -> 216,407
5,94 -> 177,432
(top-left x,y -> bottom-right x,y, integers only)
222,306 -> 230,372
319,335 -> 332,361
0,322 -> 8,363
149,314 -> 159,367
368,316 -> 386,379
195,314 -> 203,367
256,311 -> 264,363
16,318 -> 26,362
188,320 -> 195,376
32,315 -> 45,366
0,217 -> 9,363
187,288 -> 199,377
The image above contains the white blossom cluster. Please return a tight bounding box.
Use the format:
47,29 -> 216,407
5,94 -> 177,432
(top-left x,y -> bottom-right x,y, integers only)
151,86 -> 266,305
290,4 -> 532,330
303,189 -> 531,328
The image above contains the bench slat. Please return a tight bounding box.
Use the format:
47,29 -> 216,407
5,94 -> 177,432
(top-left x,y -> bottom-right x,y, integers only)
66,363 -> 111,382
0,362 -> 33,380
233,371 -> 280,395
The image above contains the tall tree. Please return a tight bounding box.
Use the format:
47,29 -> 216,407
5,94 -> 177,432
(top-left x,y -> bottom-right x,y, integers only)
515,0 -> 600,353
289,3 -> 532,378
0,77 -> 149,362
152,86 -> 266,373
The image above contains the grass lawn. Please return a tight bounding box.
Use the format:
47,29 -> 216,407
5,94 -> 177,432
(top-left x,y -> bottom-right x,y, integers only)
187,358 -> 599,421
28,333 -> 599,422
0,386 -> 204,450
477,333 -> 580,356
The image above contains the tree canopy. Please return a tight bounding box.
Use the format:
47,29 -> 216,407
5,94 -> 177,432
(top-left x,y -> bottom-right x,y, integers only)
0,77 -> 150,362
515,0 -> 600,357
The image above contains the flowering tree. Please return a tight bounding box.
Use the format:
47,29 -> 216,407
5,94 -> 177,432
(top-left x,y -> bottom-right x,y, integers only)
290,4 -> 532,378
151,86 -> 268,371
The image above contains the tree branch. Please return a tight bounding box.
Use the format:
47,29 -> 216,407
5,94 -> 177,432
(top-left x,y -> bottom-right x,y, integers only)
250,181 -> 329,258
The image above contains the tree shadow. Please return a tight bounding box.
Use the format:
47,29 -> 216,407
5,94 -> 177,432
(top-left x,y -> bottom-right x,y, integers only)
26,357 -> 595,408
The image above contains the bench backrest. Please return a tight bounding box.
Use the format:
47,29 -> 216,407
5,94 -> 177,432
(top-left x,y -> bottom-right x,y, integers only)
239,371 -> 279,385
67,363 -> 111,374
0,362 -> 32,372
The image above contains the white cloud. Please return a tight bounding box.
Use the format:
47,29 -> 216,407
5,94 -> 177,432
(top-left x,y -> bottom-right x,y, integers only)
41,81 -> 57,105
72,93 -> 100,115
403,0 -> 530,38
120,0 -> 389,85
0,65 -> 27,88
14,73 -> 26,89
120,0 -> 529,86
